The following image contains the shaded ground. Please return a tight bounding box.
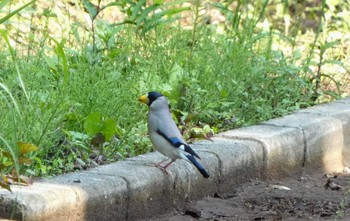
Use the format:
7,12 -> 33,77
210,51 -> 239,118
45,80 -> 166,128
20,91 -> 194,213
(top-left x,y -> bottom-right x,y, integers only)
152,171 -> 350,221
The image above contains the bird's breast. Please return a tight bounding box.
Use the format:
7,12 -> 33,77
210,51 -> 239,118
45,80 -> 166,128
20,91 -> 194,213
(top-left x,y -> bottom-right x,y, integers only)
148,130 -> 181,160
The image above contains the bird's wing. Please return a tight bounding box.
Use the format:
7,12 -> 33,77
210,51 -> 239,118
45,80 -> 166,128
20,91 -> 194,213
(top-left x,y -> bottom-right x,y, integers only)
156,127 -> 201,159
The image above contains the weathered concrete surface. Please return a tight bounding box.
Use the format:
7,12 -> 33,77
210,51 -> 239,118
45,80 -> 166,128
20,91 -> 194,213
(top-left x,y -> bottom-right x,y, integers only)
0,171 -> 127,220
263,113 -> 344,173
219,125 -> 305,178
296,97 -> 350,167
0,139 -> 263,221
1,98 -> 349,220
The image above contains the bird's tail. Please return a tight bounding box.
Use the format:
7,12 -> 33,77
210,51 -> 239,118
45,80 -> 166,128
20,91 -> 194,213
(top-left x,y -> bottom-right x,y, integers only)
186,155 -> 209,178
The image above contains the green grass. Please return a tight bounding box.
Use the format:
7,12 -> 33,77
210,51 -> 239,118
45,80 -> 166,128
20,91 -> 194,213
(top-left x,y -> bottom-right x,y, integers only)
0,0 -> 349,177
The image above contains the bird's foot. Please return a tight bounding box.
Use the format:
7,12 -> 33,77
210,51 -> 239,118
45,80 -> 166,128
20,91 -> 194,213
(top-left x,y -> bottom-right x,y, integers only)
155,158 -> 169,166
154,159 -> 175,175
155,164 -> 169,175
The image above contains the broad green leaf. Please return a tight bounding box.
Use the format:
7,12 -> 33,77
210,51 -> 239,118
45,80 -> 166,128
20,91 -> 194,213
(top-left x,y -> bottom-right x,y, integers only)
17,142 -> 39,154
101,118 -> 116,141
2,161 -> 13,167
211,2 -> 228,11
163,0 -> 189,7
42,53 -> 58,71
321,59 -> 345,67
163,7 -> 191,17
125,0 -> 136,6
42,8 -> 57,17
103,2 -> 125,9
220,89 -> 229,98
323,90 -> 341,99
117,20 -> 136,26
130,0 -> 146,21
189,127 -> 209,139
203,125 -> 214,134
135,4 -> 160,27
64,130 -> 89,141
83,0 -> 98,20
142,17 -> 175,34
320,41 -> 339,53
26,169 -> 36,176
84,112 -> 103,136
154,0 -> 164,4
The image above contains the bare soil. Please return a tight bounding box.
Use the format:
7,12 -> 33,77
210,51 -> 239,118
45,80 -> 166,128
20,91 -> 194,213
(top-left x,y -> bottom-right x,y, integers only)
152,171 -> 350,221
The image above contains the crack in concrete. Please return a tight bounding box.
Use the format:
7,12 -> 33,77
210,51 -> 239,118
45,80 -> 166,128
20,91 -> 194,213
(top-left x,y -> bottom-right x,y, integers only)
220,136 -> 268,179
200,150 -> 223,184
298,111 -> 327,116
301,129 -> 307,167
262,122 -> 307,168
118,176 -> 131,221
173,171 -> 179,192
85,171 -> 124,177
293,111 -> 347,119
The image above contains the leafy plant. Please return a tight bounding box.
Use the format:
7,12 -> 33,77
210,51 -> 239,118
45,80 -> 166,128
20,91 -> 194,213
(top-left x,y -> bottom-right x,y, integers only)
84,112 -> 118,152
0,0 -> 348,177
0,142 -> 38,191
119,0 -> 190,35
81,0 -> 124,51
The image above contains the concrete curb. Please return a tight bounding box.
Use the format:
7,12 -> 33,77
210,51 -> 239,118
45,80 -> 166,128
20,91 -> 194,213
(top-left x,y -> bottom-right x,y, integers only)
1,97 -> 350,220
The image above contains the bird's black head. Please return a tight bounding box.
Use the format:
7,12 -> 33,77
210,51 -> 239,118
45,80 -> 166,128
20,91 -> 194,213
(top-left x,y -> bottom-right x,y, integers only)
147,91 -> 163,105
139,91 -> 164,106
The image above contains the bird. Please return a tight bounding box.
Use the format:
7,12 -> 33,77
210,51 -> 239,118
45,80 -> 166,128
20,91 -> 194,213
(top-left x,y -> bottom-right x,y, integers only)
139,91 -> 209,178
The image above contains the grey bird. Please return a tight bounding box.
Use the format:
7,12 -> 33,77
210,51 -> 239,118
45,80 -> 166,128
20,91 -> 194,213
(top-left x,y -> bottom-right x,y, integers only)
139,91 -> 209,178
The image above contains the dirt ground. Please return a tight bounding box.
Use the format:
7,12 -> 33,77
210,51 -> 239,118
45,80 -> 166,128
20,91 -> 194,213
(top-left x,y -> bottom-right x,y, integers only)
152,171 -> 350,221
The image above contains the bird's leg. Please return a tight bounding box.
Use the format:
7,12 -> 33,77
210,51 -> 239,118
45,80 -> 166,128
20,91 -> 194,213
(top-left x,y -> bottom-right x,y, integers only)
155,159 -> 170,174
155,159 -> 175,175
155,158 -> 170,167
162,159 -> 175,169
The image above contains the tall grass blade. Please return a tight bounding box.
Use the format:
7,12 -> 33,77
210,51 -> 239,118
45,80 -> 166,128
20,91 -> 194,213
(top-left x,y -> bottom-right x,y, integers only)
0,30 -> 29,101
0,82 -> 23,120
0,0 -> 36,24
49,37 -> 69,89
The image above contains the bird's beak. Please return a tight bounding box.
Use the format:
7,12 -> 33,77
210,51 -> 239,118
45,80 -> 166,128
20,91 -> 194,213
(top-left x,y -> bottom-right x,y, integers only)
138,95 -> 149,104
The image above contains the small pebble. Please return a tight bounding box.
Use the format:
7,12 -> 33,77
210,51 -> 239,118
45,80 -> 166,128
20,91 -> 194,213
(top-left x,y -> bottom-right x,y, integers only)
73,179 -> 81,183
343,167 -> 350,174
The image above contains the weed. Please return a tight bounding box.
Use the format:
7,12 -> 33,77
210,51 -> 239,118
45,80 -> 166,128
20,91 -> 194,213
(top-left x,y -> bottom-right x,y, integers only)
0,0 -> 348,178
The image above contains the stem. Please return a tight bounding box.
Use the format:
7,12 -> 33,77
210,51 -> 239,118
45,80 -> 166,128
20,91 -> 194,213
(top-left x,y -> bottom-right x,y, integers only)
92,19 -> 96,52
313,49 -> 324,100
307,0 -> 326,101
190,0 -> 200,59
